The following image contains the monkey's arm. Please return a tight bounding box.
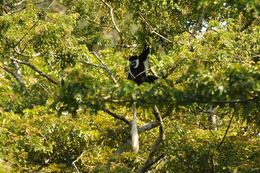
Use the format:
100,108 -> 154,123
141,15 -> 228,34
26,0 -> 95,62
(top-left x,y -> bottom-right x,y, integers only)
139,46 -> 150,62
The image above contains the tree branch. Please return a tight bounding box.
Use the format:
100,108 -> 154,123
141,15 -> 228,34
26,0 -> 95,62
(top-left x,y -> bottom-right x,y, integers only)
72,151 -> 86,173
139,106 -> 173,133
137,105 -> 164,173
79,60 -> 106,69
216,113 -> 235,150
13,19 -> 40,49
138,121 -> 160,133
102,108 -> 131,126
93,52 -> 118,84
176,154 -> 197,172
139,13 -> 173,43
0,64 -> 25,87
47,0 -> 56,9
100,0 -> 121,33
9,57 -> 58,85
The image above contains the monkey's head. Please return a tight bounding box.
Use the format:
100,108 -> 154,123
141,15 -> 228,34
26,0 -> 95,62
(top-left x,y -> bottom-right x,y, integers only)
129,55 -> 140,69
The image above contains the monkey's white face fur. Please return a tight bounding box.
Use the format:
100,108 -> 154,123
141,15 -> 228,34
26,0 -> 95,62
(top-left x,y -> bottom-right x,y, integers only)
131,59 -> 140,68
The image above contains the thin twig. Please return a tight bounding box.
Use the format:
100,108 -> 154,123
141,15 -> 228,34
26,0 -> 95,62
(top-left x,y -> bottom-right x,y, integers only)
240,17 -> 256,32
93,52 -> 118,84
72,151 -> 86,173
10,0 -> 55,48
216,113 -> 235,150
13,0 -> 26,6
197,97 -> 259,104
13,19 -> 40,49
176,154 -> 197,172
100,0 -> 121,33
151,31 -> 173,43
79,60 -> 106,69
139,13 -> 173,43
34,151 -> 58,172
47,0 -> 56,9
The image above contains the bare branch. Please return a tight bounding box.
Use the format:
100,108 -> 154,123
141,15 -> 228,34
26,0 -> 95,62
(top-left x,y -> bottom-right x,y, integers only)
137,154 -> 165,173
216,113 -> 235,150
13,19 -> 40,49
34,151 -> 58,172
72,151 -> 86,173
176,154 -> 197,172
139,13 -> 173,43
151,31 -> 173,43
47,0 -> 56,9
1,65 -> 25,87
100,0 -> 121,33
79,60 -> 106,69
139,106 -> 173,133
137,105 -> 164,173
131,102 -> 139,153
13,0 -> 26,6
193,96 -> 259,104
93,52 -> 118,84
9,57 -> 58,85
138,121 -> 159,133
102,108 -> 131,126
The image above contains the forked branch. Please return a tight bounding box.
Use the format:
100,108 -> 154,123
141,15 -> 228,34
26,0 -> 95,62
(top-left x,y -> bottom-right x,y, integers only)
137,105 -> 165,173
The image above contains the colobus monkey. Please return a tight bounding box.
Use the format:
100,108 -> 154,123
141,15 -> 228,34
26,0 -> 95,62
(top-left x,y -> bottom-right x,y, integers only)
128,47 -> 158,153
128,47 -> 158,85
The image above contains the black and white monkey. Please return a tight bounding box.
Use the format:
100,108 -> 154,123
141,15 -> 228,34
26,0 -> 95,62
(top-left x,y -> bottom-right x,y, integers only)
128,46 -> 158,153
128,47 -> 158,85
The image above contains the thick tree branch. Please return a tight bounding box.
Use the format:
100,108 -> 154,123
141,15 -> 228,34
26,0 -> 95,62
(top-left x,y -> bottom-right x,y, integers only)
138,121 -> 159,133
102,108 -> 131,126
112,106 -> 173,156
137,105 -> 164,173
138,154 -> 165,173
139,106 -> 173,133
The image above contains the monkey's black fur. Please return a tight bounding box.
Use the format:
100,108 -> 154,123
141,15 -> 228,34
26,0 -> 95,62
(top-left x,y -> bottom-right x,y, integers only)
128,47 -> 158,85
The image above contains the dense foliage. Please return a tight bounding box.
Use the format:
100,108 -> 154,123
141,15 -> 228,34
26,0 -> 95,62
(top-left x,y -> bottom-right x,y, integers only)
0,0 -> 259,172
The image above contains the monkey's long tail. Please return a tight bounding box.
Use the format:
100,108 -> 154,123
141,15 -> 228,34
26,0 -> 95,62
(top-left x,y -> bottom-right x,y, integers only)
131,103 -> 139,153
